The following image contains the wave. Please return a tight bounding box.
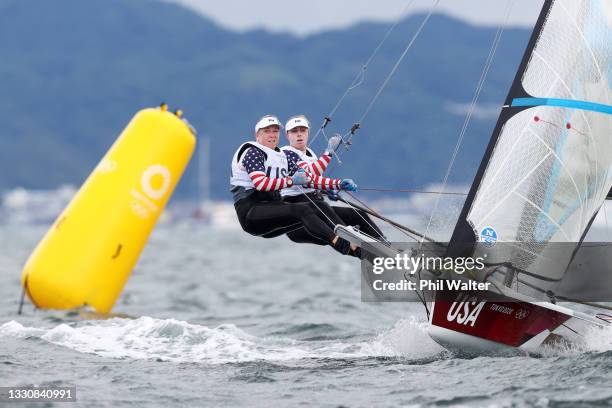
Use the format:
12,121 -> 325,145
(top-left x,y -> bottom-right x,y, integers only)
6,314 -> 609,363
0,316 -> 444,364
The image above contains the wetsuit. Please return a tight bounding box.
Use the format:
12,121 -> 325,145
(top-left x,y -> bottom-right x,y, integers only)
230,141 -> 351,253
281,146 -> 384,245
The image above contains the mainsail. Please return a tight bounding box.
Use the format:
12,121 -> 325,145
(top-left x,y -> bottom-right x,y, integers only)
448,0 -> 612,300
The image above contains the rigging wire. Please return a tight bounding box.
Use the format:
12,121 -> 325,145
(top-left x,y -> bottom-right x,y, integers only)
309,0 -> 419,148
334,193 -> 394,246
406,0 -> 516,316
315,0 -> 441,152
349,0 -> 440,143
358,187 -> 467,196
293,1 -> 518,323
303,0 -> 441,247
306,0 -> 514,255
317,0 -> 440,174
339,191 -> 432,317
420,0 -> 516,245
295,186 -> 341,228
334,193 -> 439,244
413,267 -> 430,320
343,191 -> 429,242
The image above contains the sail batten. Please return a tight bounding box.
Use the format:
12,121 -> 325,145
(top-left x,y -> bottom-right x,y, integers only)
512,97 -> 612,114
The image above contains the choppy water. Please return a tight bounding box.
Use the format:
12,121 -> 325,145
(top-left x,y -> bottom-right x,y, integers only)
2,223 -> 612,407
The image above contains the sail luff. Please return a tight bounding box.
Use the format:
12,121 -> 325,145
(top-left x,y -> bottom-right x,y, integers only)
447,0 -> 556,257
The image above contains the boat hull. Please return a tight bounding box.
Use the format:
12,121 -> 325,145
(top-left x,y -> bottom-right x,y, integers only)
428,290 -> 603,354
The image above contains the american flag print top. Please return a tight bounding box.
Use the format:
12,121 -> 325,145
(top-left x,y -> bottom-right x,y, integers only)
230,141 -> 289,191
281,146 -> 341,196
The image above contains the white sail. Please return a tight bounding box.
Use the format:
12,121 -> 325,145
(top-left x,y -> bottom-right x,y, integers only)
452,0 -> 612,288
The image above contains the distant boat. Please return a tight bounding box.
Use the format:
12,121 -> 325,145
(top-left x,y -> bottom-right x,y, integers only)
190,136 -> 240,228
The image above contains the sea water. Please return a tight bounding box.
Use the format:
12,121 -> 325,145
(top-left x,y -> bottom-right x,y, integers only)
1,223 -> 612,407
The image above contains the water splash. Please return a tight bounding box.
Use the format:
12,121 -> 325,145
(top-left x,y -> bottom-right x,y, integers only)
1,316 -> 444,364
530,322 -> 612,358
581,324 -> 612,353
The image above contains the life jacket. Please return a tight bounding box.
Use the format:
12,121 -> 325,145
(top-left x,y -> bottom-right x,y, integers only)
280,145 -> 317,197
230,141 -> 288,202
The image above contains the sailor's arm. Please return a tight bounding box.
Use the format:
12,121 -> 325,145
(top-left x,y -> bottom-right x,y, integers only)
284,149 -> 355,191
248,171 -> 290,191
306,173 -> 341,190
284,149 -> 335,189
299,154 -> 331,176
306,134 -> 343,176
304,172 -> 358,192
287,155 -> 356,192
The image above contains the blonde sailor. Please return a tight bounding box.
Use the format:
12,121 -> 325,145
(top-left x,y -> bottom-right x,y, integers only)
280,115 -> 384,245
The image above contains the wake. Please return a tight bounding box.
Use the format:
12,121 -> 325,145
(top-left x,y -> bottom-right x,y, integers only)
0,316 -> 444,364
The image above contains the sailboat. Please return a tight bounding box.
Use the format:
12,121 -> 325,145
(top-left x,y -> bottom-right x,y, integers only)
336,0 -> 612,354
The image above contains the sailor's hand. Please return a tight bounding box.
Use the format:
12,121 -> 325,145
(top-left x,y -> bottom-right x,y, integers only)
291,169 -> 310,186
326,191 -> 340,201
325,134 -> 343,156
339,179 -> 358,192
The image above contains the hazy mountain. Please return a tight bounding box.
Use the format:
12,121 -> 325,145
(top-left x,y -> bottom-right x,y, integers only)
0,0 -> 532,199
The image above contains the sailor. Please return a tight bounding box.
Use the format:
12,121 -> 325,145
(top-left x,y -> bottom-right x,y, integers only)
281,115 -> 384,244
230,114 -> 357,255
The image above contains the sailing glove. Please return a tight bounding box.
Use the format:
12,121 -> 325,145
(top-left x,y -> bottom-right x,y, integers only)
340,179 -> 358,191
325,134 -> 343,156
291,169 -> 310,186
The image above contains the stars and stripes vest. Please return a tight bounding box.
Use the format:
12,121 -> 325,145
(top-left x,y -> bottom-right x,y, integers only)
230,141 -> 288,190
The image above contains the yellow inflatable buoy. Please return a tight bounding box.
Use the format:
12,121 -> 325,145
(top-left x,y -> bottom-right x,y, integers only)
21,106 -> 196,314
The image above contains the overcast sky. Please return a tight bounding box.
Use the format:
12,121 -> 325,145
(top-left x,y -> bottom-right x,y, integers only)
166,0 -> 545,36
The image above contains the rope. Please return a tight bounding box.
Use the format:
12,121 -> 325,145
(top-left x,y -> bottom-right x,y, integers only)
18,282 -> 26,315
421,0 -> 516,244
333,193 -> 420,240
294,185 -> 397,247
344,191 -> 429,242
295,186 -> 338,228
359,187 -> 467,196
309,0 -> 418,148
340,185 -> 463,247
335,193 -> 394,246
413,267 -> 430,320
